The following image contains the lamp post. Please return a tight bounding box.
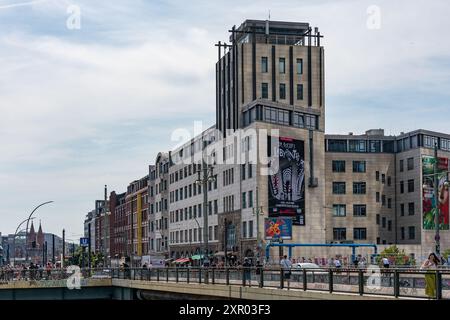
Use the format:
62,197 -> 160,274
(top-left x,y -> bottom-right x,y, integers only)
194,140 -> 216,283
193,217 -> 202,264
25,201 -> 54,263
253,187 -> 264,262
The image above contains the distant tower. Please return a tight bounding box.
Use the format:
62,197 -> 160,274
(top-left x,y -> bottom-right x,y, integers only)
28,221 -> 36,248
37,221 -> 44,249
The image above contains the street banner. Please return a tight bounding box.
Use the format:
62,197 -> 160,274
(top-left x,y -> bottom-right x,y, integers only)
268,136 -> 305,225
422,156 -> 449,230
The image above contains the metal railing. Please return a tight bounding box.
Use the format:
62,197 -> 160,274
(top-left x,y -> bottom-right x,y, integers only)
111,266 -> 450,300
3,266 -> 449,300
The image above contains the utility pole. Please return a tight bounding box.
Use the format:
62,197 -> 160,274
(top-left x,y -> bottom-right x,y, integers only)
52,234 -> 55,265
253,187 -> 263,262
62,229 -> 65,267
434,143 -> 441,255
88,225 -> 92,269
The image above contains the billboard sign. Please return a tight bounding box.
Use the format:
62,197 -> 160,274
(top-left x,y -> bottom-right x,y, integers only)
264,217 -> 293,240
422,156 -> 449,230
268,136 -> 305,225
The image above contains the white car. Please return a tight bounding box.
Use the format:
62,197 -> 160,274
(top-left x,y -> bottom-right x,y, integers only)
293,263 -> 328,274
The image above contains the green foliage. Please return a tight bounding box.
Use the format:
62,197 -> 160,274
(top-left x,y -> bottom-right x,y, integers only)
66,247 -> 104,267
376,245 -> 415,266
442,249 -> 450,261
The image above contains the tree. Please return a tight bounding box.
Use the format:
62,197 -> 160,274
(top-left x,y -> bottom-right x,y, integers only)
442,249 -> 450,262
376,245 -> 415,266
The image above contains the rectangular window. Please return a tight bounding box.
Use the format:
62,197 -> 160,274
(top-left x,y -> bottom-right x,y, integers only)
352,161 -> 366,173
382,195 -> 386,206
242,192 -> 247,209
208,226 -> 212,241
376,214 -> 380,225
353,228 -> 367,240
382,217 -> 386,228
296,84 -> 304,100
376,192 -> 380,202
408,202 -> 415,215
387,176 -> 392,186
242,221 -> 247,238
333,182 -> 346,194
249,220 -> 254,238
349,140 -> 366,152
407,157 -> 414,170
382,174 -> 386,184
332,160 -> 345,172
332,204 -> 346,217
401,227 -> 405,240
376,171 -> 380,181
400,181 -> 404,193
261,56 -> 268,73
388,220 -> 392,231
408,179 -> 414,192
399,159 -> 404,172
353,182 -> 366,194
214,200 -> 218,214
279,83 -> 286,99
388,198 -> 392,209
242,164 -> 246,180
408,226 -> 415,239
293,113 -> 304,128
400,203 -> 405,216
328,139 -> 347,152
279,58 -> 286,73
261,83 -> 269,99
353,205 -> 367,217
333,228 -> 346,241
248,190 -> 253,208
296,58 -> 303,74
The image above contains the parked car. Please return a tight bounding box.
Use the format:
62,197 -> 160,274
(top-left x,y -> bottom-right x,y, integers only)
293,263 -> 327,274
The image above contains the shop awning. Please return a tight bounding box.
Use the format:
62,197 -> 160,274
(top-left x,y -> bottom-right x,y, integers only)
174,258 -> 190,263
191,255 -> 204,260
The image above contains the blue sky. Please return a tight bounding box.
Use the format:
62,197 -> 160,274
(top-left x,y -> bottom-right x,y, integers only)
0,0 -> 449,237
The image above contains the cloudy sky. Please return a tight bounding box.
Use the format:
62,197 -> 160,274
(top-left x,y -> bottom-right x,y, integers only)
0,0 -> 449,237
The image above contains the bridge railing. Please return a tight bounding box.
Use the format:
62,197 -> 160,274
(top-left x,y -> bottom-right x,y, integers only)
110,266 -> 450,300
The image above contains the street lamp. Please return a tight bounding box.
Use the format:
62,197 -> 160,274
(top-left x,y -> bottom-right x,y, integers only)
13,217 -> 36,266
193,217 -> 202,264
25,201 -> 54,263
195,162 -> 215,266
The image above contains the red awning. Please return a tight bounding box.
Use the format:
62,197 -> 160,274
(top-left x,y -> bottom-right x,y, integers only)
174,258 -> 190,263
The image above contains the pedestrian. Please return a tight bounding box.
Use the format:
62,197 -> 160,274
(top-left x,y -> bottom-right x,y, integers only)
382,257 -> 390,269
421,253 -> 440,299
242,257 -> 252,287
280,255 -> 292,282
334,257 -> 342,269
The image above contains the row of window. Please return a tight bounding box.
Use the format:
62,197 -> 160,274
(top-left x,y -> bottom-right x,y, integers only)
333,228 -> 367,240
242,105 -> 318,129
332,160 -> 366,173
399,157 -> 415,172
327,139 -> 394,153
332,204 -> 367,217
261,56 -> 303,75
400,179 -> 415,193
332,182 -> 366,195
260,82 -> 303,101
170,226 -> 219,244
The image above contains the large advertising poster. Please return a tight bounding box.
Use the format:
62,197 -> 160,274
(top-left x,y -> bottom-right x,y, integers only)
268,137 -> 305,225
422,156 -> 449,230
264,217 -> 293,240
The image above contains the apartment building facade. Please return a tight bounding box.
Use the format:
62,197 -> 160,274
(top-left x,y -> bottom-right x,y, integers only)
87,19 -> 449,262
325,129 -> 450,253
